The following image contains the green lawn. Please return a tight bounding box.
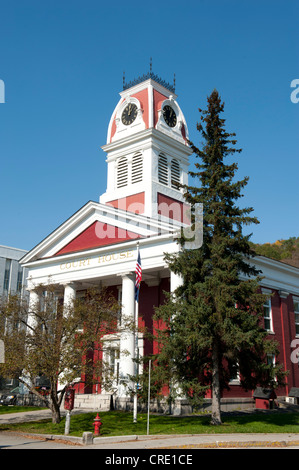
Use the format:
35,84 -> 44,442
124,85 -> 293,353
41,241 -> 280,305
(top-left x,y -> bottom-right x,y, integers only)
0,405 -> 46,415
0,410 -> 299,437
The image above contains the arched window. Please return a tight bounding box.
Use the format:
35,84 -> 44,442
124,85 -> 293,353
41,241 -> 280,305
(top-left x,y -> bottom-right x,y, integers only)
158,153 -> 168,186
131,153 -> 143,184
171,159 -> 180,189
117,157 -> 128,188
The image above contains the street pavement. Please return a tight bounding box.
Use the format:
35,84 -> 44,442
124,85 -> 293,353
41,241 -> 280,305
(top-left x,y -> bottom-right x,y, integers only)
0,408 -> 299,450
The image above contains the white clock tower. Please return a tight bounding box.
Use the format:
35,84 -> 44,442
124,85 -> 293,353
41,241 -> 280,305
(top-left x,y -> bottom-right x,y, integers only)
100,71 -> 192,222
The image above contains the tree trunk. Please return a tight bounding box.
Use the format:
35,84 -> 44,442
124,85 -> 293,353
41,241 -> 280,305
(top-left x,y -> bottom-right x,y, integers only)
211,340 -> 222,425
51,405 -> 61,424
50,388 -> 61,424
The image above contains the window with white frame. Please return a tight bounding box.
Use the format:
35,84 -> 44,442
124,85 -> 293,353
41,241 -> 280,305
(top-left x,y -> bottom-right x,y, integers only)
102,340 -> 120,390
267,353 -> 277,381
229,362 -> 240,383
263,297 -> 273,332
293,299 -> 299,336
108,348 -> 119,376
267,353 -> 275,367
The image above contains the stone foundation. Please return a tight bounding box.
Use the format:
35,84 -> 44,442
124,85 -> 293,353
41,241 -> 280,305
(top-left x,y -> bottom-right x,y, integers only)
113,396 -> 255,414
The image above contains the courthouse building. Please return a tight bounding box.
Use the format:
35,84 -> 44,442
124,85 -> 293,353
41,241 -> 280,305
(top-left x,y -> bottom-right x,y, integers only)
20,72 -> 299,411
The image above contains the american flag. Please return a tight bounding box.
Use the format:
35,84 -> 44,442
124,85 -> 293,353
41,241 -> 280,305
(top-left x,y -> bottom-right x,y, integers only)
135,248 -> 142,302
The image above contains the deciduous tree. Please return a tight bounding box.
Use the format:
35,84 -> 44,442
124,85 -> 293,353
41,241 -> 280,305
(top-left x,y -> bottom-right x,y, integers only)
0,285 -> 119,423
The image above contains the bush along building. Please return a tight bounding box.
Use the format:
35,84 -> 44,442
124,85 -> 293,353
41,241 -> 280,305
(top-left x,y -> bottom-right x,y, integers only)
20,73 -> 299,413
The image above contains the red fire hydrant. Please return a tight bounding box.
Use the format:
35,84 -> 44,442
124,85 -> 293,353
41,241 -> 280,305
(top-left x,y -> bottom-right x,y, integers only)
93,413 -> 102,436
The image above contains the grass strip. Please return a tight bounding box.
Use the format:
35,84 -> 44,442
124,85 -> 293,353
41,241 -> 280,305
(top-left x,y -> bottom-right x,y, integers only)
0,406 -> 46,415
0,410 -> 299,438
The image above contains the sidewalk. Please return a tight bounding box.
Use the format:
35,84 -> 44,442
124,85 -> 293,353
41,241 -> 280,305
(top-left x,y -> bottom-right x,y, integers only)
1,408 -> 299,449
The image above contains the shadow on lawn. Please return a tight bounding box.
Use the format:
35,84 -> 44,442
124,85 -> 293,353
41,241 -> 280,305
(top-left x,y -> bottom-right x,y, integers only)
221,409 -> 299,427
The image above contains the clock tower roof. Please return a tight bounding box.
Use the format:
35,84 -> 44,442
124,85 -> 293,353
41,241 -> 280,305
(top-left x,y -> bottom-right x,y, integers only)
106,72 -> 189,145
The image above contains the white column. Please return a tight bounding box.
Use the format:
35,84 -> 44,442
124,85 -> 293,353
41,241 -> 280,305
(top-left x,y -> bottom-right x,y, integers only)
27,289 -> 40,331
169,271 -> 184,406
58,283 -> 76,392
118,273 -> 135,396
21,289 -> 40,392
63,282 -> 76,312
170,271 -> 183,293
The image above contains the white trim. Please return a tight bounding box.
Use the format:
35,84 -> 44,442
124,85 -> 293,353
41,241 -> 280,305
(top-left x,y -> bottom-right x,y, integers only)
102,128 -> 192,157
240,256 -> 299,296
148,82 -> 154,128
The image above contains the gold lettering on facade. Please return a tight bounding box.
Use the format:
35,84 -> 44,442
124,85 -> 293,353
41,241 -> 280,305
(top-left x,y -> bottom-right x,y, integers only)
60,258 -> 91,271
60,251 -> 133,271
98,250 -> 133,264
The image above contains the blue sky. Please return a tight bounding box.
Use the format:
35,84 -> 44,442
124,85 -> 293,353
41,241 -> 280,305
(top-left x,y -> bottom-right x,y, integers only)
0,0 -> 298,251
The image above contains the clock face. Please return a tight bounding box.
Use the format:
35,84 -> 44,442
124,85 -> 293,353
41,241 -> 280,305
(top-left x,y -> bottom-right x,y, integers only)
121,103 -> 138,125
163,105 -> 177,127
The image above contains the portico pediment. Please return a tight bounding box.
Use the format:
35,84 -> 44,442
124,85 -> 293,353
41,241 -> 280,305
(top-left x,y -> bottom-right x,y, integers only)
20,200 -> 179,265
55,220 -> 141,256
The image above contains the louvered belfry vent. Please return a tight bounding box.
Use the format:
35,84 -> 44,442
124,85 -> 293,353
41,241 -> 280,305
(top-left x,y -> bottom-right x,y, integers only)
132,153 -> 143,184
171,158 -> 180,188
117,157 -> 128,188
158,154 -> 168,186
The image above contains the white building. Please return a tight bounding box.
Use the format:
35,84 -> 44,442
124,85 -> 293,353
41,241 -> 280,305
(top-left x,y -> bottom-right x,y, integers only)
0,245 -> 28,297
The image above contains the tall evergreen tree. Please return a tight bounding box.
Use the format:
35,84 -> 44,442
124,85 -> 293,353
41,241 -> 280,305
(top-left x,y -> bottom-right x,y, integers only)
151,90 -> 286,425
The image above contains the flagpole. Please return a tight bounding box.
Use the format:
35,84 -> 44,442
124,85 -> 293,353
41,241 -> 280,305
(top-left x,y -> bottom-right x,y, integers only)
147,359 -> 151,435
133,241 -> 140,424
133,296 -> 138,423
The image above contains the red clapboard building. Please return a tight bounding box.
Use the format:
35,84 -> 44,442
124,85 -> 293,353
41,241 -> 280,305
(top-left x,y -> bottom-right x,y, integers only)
21,72 -> 299,413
